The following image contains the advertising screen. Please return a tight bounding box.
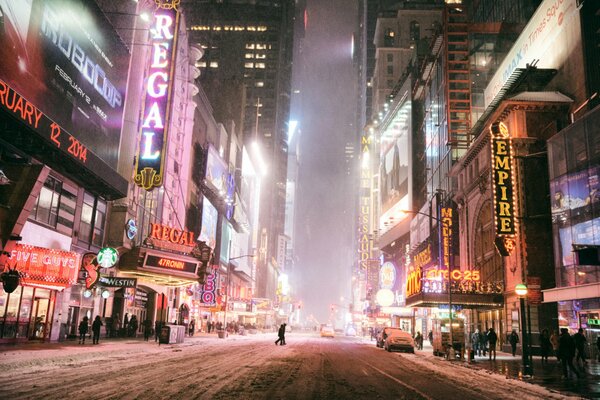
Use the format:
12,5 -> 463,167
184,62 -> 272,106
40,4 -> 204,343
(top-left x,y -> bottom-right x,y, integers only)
0,0 -> 129,167
379,82 -> 411,223
551,166 -> 600,220
199,197 -> 218,249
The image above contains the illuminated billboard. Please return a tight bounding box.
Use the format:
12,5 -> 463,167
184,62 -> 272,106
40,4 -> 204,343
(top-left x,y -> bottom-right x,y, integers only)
0,0 -> 129,168
133,6 -> 180,190
199,197 -> 218,250
379,80 -> 412,233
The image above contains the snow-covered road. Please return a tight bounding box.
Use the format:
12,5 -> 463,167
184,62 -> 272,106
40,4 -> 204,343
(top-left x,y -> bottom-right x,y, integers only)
0,333 -> 582,399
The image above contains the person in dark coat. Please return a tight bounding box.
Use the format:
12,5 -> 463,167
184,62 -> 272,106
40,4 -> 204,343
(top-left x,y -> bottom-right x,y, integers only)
155,320 -> 162,342
509,330 -> 519,357
471,329 -> 481,356
487,328 -> 498,360
596,336 -> 600,362
558,328 -> 580,378
143,319 -> 152,341
92,316 -> 103,345
78,316 -> 89,344
128,315 -> 138,337
573,328 -> 587,365
428,330 -> 433,345
189,319 -> 195,337
275,323 -> 285,345
540,328 -> 552,363
123,313 -> 129,337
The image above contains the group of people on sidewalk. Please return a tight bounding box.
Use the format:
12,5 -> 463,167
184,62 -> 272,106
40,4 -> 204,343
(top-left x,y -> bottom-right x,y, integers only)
470,328 -> 499,360
78,316 -> 103,345
470,326 -> 594,379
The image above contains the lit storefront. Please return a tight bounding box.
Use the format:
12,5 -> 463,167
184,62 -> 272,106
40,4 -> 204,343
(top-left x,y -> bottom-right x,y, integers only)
116,223 -> 207,329
543,107 -> 600,351
0,245 -> 79,342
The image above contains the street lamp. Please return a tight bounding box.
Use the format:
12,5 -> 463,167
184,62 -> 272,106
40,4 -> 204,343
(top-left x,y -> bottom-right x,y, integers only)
515,283 -> 533,376
221,253 -> 256,339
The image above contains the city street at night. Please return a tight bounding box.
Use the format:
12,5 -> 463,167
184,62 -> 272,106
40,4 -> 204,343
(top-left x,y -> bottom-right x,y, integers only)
2,0 -> 600,398
0,333 -> 585,400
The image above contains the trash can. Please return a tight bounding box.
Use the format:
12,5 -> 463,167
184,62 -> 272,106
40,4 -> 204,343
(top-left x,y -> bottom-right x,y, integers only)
159,325 -> 171,344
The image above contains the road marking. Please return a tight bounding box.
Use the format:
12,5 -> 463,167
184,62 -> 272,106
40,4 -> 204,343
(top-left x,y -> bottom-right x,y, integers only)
362,368 -> 369,376
362,361 -> 434,400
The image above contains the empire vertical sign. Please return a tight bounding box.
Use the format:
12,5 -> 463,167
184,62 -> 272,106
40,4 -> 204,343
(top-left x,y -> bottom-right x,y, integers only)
490,122 -> 517,254
133,5 -> 181,190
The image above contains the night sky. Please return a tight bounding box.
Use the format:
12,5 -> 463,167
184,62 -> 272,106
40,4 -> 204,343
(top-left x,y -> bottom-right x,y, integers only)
293,0 -> 358,325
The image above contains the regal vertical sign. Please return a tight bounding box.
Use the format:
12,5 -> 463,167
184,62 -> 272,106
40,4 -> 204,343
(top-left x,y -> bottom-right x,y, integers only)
490,122 -> 517,252
133,6 -> 181,190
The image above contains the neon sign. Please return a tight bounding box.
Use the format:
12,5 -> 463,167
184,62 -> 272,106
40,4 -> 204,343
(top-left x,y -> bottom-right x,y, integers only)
11,244 -> 80,289
149,223 -> 195,246
440,207 -> 453,269
358,134 -> 372,269
406,266 -> 422,297
490,122 -> 517,241
424,269 -> 480,281
133,7 -> 180,190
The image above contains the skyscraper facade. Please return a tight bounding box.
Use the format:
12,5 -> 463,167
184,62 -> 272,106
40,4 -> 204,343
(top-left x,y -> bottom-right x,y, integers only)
184,0 -> 295,299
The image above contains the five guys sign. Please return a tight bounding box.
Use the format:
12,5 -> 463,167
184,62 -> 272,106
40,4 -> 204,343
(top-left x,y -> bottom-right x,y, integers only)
133,6 -> 181,190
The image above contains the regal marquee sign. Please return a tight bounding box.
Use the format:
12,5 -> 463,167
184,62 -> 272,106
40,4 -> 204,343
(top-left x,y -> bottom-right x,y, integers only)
490,122 -> 517,254
133,5 -> 181,190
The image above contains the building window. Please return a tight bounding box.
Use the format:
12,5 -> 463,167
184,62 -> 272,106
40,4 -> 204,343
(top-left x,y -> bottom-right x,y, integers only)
245,62 -> 254,68
384,28 -> 395,47
209,61 -> 219,68
30,176 -> 62,227
255,63 -> 266,69
473,200 -> 503,282
387,65 -> 394,75
387,53 -> 393,62
255,81 -> 264,87
79,192 -> 107,248
410,21 -> 421,42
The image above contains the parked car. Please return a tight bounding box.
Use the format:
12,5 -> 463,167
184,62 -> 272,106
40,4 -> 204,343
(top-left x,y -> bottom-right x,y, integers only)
384,330 -> 415,353
320,325 -> 335,338
376,327 -> 403,348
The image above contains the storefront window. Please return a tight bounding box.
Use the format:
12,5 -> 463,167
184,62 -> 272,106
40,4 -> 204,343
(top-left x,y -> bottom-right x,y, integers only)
0,287 -> 6,318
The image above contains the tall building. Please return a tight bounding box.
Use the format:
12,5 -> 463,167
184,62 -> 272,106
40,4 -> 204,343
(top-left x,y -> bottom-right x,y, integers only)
183,0 -> 295,300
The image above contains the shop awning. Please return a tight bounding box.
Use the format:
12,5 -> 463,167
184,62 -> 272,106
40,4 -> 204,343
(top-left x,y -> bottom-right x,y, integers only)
118,247 -> 204,287
542,283 -> 600,303
405,292 -> 504,309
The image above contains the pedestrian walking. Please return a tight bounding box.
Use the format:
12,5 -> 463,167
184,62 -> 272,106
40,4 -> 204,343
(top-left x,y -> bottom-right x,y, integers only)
143,319 -> 152,341
479,329 -> 488,357
123,313 -> 129,337
550,329 -> 560,360
573,327 -> 587,365
112,314 -> 120,338
428,330 -> 433,345
414,331 -> 423,350
189,319 -> 195,337
558,328 -> 580,378
275,323 -> 285,345
92,316 -> 103,345
78,316 -> 89,344
487,328 -> 498,360
155,320 -> 162,342
129,315 -> 138,337
509,330 -> 519,357
471,329 -> 480,356
540,328 -> 552,363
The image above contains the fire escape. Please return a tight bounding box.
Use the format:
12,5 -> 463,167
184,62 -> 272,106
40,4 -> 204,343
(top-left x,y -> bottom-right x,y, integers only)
445,3 -> 471,150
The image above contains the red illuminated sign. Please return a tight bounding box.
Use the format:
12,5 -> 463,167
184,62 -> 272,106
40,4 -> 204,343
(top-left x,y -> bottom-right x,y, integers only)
10,244 -> 80,289
144,254 -> 198,274
149,223 -> 195,246
0,78 -> 127,196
